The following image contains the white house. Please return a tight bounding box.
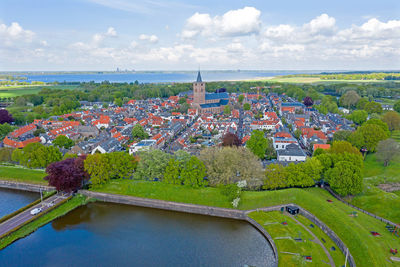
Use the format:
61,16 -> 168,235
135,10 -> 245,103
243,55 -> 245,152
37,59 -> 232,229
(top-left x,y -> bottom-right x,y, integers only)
129,139 -> 157,155
276,143 -> 307,162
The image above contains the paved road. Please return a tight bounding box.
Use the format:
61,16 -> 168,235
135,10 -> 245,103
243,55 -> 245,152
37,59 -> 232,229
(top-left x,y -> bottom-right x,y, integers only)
0,192 -> 70,237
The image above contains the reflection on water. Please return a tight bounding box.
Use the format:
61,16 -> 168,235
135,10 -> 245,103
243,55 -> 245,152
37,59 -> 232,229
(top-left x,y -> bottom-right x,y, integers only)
1,202 -> 275,267
0,188 -> 38,218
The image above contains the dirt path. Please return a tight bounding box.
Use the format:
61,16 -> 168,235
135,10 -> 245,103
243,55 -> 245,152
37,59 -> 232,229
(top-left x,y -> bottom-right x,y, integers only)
290,214 -> 335,267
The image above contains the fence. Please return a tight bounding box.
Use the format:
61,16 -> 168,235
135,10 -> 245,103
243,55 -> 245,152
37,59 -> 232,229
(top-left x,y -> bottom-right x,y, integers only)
325,186 -> 397,227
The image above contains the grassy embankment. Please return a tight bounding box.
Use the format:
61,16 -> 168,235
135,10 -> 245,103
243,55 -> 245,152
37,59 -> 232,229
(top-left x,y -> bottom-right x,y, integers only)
0,194 -> 91,250
347,153 -> 400,224
94,179 -> 400,267
0,165 -> 47,185
2,168 -> 399,266
248,211 -> 346,267
0,84 -> 79,98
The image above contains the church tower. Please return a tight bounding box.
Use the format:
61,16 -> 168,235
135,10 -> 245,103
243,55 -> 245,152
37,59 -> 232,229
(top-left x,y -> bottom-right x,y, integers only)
193,71 -> 205,105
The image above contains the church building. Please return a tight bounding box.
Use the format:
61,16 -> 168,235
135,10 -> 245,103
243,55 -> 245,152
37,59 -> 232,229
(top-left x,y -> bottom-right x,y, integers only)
191,71 -> 229,113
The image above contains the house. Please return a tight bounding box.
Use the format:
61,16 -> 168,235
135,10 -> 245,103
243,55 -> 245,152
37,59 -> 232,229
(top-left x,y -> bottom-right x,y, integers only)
77,125 -> 100,138
91,138 -> 122,154
273,132 -> 298,149
276,143 -> 307,162
129,139 -> 157,154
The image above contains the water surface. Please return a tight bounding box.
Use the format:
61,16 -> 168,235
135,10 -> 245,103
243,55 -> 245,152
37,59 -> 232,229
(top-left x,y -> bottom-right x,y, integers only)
0,202 -> 275,267
0,188 -> 38,218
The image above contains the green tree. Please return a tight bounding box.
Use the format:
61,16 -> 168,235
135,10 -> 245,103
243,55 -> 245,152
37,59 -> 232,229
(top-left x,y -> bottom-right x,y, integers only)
223,105 -> 231,115
178,97 -> 187,104
53,135 -> 75,149
358,124 -> 389,152
330,141 -> 361,156
294,129 -> 301,139
238,95 -> 244,104
364,101 -> 382,114
62,152 -> 78,160
0,147 -> 14,162
131,124 -> 149,140
134,149 -> 170,180
108,152 -> 137,179
394,100 -> 400,113
348,110 -> 368,125
163,158 -> 181,185
302,157 -> 323,182
246,130 -> 268,159
286,163 -> 315,187
199,146 -> 263,189
356,98 -> 369,110
84,153 -> 112,186
263,163 -> 288,190
326,161 -> 362,196
180,156 -> 207,187
376,139 -> 400,167
382,111 -> 400,131
363,119 -> 390,136
339,90 -> 360,109
333,130 -> 352,142
243,103 -> 251,111
0,123 -> 16,140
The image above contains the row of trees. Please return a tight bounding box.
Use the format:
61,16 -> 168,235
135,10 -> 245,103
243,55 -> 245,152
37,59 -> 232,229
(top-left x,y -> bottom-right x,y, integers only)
264,141 -> 364,196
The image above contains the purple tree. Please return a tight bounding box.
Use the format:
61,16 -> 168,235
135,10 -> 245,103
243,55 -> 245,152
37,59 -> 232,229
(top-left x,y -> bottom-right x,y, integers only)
303,96 -> 314,107
45,155 -> 89,192
0,109 -> 14,124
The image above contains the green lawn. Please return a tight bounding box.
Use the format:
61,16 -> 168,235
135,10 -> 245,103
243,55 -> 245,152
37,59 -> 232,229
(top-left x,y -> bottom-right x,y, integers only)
93,179 -> 233,208
0,166 -> 47,185
392,131 -> 400,143
240,188 -> 400,267
0,84 -> 79,97
362,154 -> 400,184
248,211 -> 345,267
92,180 -> 400,267
346,153 -> 400,224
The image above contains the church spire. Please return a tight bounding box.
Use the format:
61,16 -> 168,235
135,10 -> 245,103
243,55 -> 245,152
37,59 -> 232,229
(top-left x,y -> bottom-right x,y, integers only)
196,70 -> 202,83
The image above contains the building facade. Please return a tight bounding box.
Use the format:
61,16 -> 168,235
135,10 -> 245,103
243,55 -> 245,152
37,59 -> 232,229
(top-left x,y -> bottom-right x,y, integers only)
192,71 -> 229,113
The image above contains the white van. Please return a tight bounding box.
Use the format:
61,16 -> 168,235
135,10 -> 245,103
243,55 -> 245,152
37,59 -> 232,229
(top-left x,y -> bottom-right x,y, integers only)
30,208 -> 42,216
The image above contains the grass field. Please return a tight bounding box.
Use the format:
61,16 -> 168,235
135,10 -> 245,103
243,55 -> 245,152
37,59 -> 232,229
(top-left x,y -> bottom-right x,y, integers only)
392,131 -> 400,143
0,194 -> 90,249
346,153 -> 400,224
248,211 -> 345,267
0,84 -> 79,98
0,166 -> 47,185
93,180 -> 400,266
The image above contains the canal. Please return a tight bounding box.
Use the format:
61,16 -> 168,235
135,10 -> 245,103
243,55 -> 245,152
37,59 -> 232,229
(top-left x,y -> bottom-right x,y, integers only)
0,188 -> 38,218
0,198 -> 275,266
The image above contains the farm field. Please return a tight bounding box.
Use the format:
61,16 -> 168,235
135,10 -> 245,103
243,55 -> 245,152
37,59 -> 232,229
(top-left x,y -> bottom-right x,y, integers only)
0,84 -> 79,98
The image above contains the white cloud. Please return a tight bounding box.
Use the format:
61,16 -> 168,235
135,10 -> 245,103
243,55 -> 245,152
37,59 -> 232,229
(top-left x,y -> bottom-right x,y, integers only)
139,34 -> 158,43
304,13 -> 336,34
182,6 -> 261,39
0,22 -> 35,46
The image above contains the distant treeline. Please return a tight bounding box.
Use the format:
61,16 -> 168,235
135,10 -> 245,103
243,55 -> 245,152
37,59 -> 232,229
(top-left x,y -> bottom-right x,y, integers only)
281,72 -> 400,80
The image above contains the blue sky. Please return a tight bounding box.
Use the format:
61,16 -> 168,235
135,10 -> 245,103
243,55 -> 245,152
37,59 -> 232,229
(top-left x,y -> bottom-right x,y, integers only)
0,0 -> 399,70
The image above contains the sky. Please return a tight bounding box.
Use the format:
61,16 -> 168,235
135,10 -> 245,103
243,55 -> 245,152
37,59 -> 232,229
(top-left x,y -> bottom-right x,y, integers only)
0,0 -> 399,71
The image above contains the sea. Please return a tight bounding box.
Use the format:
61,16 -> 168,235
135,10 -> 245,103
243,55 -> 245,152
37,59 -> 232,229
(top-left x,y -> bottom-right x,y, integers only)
20,70 -> 317,83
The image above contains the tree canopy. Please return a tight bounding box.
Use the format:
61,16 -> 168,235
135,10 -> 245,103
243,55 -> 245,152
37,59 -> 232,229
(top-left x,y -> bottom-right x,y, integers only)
45,156 -> 89,192
246,130 -> 268,159
53,135 -> 75,149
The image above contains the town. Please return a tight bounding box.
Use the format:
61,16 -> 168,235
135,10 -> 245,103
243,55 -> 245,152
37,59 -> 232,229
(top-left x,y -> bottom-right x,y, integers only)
2,71 -> 355,162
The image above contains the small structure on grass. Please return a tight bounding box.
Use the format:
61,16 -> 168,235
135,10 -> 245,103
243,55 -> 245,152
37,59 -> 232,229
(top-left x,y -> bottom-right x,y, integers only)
286,205 -> 300,215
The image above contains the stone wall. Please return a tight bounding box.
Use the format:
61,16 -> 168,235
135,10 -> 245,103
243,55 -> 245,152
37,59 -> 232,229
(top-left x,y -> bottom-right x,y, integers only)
0,180 -> 54,193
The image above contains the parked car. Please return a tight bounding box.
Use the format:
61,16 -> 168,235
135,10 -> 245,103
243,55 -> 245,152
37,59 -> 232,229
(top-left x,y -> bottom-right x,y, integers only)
30,208 -> 42,216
